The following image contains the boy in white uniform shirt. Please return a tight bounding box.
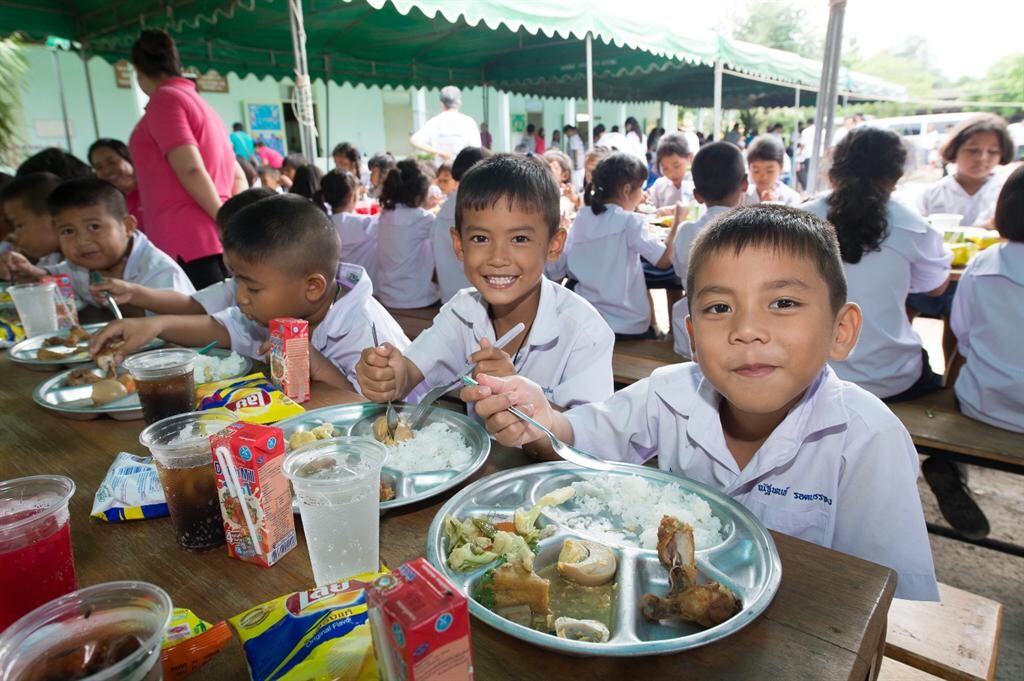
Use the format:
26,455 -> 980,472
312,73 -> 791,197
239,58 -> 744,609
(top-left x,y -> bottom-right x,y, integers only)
648,133 -> 695,216
743,135 -> 802,207
464,205 -> 939,601
90,195 -> 410,397
1,172 -> 69,280
85,188 -> 277,317
433,146 -> 492,303
6,178 -> 194,314
670,142 -> 748,358
356,154 -> 614,413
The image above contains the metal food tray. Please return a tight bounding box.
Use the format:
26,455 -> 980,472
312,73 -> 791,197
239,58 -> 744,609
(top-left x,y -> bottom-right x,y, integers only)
32,349 -> 251,421
426,461 -> 782,657
277,402 -> 490,512
9,322 -> 164,369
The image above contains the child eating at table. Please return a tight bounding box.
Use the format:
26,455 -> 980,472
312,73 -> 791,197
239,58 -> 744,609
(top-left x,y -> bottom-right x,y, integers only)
558,152 -> 679,339
323,170 -> 378,282
374,159 -> 439,309
356,154 -> 614,412
744,135 -> 802,206
5,177 -> 194,314
89,193 -> 410,394
0,172 -> 64,278
648,133 -> 694,217
434,146 -> 492,303
918,114 -> 1014,227
463,204 -> 939,601
86,187 -> 276,316
669,142 -> 748,358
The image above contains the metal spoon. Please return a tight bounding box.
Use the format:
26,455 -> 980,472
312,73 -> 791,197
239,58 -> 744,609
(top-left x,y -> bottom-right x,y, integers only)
370,322 -> 399,440
89,272 -> 122,320
461,375 -> 613,471
406,321 -> 526,431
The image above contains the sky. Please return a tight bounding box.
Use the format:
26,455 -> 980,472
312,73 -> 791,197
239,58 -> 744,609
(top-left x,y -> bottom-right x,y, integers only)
663,0 -> 1022,80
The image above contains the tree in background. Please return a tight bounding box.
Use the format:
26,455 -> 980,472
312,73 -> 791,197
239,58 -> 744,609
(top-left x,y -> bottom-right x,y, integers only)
730,0 -> 822,58
0,37 -> 25,157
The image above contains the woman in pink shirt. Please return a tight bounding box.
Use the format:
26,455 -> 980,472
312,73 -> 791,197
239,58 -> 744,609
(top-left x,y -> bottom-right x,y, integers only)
128,29 -> 236,288
88,138 -> 145,233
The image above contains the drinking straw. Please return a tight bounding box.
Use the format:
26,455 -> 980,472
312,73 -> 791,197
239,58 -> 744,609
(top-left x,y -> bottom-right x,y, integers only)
214,446 -> 263,555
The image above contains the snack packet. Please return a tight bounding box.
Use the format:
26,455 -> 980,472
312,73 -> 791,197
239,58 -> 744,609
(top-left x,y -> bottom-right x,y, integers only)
90,452 -> 169,522
162,607 -> 232,681
39,273 -> 78,331
0,314 -> 25,349
229,572 -> 385,681
196,372 -> 305,424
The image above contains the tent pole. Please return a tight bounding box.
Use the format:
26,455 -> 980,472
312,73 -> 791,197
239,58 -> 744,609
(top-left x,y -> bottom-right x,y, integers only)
808,0 -> 846,195
288,0 -> 319,162
585,32 -> 594,148
713,59 -> 723,140
323,55 -> 331,153
50,48 -> 73,153
80,46 -> 100,139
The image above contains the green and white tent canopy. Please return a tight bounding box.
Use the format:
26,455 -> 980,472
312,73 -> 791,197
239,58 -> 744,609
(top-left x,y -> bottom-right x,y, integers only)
0,0 -> 904,106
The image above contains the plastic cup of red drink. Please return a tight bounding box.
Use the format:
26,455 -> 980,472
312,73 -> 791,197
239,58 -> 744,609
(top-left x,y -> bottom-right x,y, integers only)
0,581 -> 172,681
0,475 -> 77,632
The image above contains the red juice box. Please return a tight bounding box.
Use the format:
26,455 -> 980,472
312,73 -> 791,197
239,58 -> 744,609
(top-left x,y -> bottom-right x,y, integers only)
209,422 -> 297,568
269,318 -> 310,403
39,274 -> 78,331
368,558 -> 474,681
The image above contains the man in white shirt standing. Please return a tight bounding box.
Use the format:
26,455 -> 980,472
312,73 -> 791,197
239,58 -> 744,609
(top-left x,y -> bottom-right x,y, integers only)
410,86 -> 482,165
563,124 -> 586,190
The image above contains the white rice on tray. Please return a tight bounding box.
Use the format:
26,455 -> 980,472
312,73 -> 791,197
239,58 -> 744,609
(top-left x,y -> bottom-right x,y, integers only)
193,352 -> 247,384
546,475 -> 724,550
385,421 -> 473,473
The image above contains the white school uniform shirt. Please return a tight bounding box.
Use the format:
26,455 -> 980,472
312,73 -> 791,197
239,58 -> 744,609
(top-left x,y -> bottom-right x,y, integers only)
411,109 -> 481,165
743,181 -> 802,207
405,276 -> 614,409
804,197 -> 951,398
649,175 -> 695,209
564,204 -> 665,335
49,231 -> 194,311
567,134 -> 586,189
192,278 -> 237,314
432,189 -> 472,303
374,205 -> 439,309
332,211 -> 379,282
669,205 -> 734,360
565,363 -> 939,601
950,242 -> 1024,433
212,263 -> 410,394
917,173 -> 1005,226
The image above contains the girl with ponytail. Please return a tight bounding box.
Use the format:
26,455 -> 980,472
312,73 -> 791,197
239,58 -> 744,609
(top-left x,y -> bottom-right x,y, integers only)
375,159 -> 439,308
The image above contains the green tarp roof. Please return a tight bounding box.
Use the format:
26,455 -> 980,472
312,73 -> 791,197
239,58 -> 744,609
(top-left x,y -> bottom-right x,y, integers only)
0,0 -> 905,106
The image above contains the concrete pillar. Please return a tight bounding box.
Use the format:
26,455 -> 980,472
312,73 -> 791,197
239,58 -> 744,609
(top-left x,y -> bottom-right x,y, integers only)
564,98 -> 576,131
412,87 -> 427,133
498,91 -> 511,152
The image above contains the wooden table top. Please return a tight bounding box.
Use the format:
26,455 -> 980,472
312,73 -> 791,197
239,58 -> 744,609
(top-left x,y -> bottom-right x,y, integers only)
0,353 -> 896,680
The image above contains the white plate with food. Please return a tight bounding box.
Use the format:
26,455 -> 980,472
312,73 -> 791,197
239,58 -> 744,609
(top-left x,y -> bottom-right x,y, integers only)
8,323 -> 164,369
32,349 -> 251,420
278,402 -> 491,512
426,461 -> 781,656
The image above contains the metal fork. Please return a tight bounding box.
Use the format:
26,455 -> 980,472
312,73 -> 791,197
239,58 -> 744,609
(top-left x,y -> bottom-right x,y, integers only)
370,323 -> 399,439
461,375 -> 613,471
407,322 -> 526,431
89,271 -> 122,320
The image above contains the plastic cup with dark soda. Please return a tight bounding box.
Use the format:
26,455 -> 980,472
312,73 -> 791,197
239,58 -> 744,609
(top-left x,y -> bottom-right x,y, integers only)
0,581 -> 172,681
0,475 -> 77,632
123,348 -> 197,425
139,411 -> 238,551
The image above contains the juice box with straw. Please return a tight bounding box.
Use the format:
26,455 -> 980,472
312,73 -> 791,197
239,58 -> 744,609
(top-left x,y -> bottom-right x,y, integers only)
368,558 -> 474,681
39,274 -> 78,331
269,318 -> 310,403
209,422 -> 296,568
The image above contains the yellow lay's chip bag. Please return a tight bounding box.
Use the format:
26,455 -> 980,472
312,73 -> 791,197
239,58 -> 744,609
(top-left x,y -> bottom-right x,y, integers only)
229,573 -> 385,681
196,373 -> 305,424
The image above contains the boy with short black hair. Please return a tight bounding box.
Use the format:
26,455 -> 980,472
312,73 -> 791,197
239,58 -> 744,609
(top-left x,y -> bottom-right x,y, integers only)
670,142 -> 748,357
0,172 -> 64,277
356,153 -> 614,412
87,187 -> 276,317
90,193 -> 410,395
465,205 -> 938,601
5,177 -> 194,314
744,135 -> 802,206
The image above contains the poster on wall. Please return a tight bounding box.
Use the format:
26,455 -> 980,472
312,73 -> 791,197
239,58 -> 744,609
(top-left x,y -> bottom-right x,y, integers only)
511,114 -> 526,133
245,101 -> 286,155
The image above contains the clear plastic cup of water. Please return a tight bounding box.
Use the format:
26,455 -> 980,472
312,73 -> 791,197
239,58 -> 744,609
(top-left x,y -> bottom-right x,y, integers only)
9,282 -> 58,338
283,437 -> 387,585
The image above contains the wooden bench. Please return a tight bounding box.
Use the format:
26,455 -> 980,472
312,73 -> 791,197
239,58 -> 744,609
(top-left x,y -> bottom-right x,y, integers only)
612,338 -> 679,387
877,658 -> 944,680
884,583 -> 1003,681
